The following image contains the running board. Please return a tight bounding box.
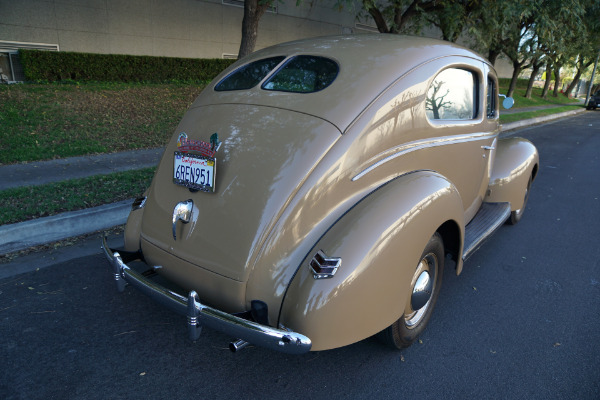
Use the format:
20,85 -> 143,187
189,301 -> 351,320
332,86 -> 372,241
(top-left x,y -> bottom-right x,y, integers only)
462,202 -> 511,261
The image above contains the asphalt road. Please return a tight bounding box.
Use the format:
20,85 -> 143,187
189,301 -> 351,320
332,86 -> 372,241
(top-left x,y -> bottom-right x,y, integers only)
1,113 -> 599,400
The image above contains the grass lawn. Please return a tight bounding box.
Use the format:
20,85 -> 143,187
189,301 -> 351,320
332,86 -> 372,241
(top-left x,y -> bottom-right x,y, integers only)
500,105 -> 583,124
0,167 -> 155,225
0,82 -> 205,165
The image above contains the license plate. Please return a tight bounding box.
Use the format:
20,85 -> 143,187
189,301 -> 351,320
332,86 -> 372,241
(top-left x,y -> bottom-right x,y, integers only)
173,151 -> 216,192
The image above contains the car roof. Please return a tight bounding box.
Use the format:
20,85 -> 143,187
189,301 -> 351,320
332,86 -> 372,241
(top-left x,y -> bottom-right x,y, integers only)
196,34 -> 490,132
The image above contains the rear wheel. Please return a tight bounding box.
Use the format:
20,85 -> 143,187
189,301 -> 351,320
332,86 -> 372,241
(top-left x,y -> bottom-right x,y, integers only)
508,176 -> 532,225
377,233 -> 444,349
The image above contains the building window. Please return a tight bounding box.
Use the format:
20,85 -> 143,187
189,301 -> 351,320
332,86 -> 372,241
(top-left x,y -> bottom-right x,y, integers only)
0,40 -> 59,82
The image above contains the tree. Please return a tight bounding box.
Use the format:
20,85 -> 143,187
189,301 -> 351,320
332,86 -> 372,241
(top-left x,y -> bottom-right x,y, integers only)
465,0 -> 511,65
524,38 -> 545,99
503,19 -> 535,98
563,1 -> 600,97
238,0 -> 274,59
361,0 -> 447,34
424,1 -> 479,42
541,60 -> 553,98
533,0 -> 588,98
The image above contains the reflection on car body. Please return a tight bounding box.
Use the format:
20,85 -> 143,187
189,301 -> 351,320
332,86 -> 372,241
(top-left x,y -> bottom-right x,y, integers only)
103,34 -> 539,354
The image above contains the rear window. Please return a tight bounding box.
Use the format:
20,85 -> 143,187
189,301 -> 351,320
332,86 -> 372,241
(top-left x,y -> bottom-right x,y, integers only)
262,55 -> 339,93
215,56 -> 285,91
214,55 -> 339,93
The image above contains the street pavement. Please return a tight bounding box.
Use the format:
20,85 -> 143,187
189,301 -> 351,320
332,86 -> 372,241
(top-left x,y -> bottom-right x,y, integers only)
0,105 -> 587,256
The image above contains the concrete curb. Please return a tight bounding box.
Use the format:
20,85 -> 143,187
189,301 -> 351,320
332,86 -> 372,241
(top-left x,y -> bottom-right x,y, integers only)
501,108 -> 586,132
0,199 -> 132,254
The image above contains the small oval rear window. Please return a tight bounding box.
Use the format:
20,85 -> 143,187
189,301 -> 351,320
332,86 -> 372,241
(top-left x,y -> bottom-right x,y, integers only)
215,56 -> 285,91
262,55 -> 339,93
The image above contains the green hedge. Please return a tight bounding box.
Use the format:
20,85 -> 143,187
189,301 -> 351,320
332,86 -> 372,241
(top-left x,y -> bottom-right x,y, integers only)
18,49 -> 236,83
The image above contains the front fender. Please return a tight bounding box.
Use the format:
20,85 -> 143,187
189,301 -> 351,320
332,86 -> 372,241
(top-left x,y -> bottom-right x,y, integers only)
485,137 -> 539,210
279,171 -> 464,351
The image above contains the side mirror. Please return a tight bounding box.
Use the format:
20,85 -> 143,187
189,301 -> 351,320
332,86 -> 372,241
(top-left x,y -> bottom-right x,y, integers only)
499,94 -> 514,110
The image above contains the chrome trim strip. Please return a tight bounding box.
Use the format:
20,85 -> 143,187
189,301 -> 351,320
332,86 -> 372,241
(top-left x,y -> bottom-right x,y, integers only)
101,237 -> 312,354
352,132 -> 497,181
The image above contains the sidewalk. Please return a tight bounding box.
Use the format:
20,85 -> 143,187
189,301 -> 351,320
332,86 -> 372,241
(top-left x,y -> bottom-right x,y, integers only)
0,147 -> 163,191
0,106 -> 588,255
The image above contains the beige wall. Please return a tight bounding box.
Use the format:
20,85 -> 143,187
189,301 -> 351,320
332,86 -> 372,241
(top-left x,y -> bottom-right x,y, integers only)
0,0 -> 512,77
0,0 -> 358,58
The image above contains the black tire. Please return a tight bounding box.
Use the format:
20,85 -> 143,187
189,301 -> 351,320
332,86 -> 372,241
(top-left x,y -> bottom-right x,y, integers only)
508,175 -> 532,225
377,232 -> 444,349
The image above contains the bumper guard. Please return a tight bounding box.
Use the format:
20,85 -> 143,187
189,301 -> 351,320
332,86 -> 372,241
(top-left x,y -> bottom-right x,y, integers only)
102,237 -> 311,354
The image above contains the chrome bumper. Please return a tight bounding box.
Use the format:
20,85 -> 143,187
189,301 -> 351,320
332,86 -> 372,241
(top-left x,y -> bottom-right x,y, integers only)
101,237 -> 311,354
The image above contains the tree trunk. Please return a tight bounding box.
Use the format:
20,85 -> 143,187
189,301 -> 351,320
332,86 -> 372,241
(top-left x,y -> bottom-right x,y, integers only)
541,61 -> 552,99
507,61 -> 522,98
488,49 -> 501,66
237,0 -> 269,59
525,64 -> 542,99
565,60 -> 594,98
565,70 -> 584,98
552,65 -> 561,97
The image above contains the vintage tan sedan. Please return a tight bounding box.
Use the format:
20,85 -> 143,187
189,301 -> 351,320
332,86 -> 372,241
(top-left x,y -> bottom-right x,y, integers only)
103,34 -> 538,354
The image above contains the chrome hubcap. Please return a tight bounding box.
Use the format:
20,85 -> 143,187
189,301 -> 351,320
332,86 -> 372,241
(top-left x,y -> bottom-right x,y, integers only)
411,270 -> 432,311
404,253 -> 437,328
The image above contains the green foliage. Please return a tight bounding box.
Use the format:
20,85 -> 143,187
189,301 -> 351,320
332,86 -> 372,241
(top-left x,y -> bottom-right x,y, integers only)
0,168 -> 155,225
18,49 -> 235,83
0,83 -> 205,164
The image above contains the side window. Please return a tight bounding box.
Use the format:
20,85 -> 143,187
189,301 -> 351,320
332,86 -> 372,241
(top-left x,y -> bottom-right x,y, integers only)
426,68 -> 477,120
487,77 -> 496,118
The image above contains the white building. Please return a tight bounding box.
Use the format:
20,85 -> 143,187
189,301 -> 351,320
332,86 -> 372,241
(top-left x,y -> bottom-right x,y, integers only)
0,0 -> 512,81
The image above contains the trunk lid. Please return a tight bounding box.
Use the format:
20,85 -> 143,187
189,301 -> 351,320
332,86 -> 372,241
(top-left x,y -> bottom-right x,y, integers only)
141,104 -> 340,287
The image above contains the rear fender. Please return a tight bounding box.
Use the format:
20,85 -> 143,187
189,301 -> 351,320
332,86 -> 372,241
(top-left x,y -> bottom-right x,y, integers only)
279,171 -> 464,351
124,197 -> 147,252
485,137 -> 539,210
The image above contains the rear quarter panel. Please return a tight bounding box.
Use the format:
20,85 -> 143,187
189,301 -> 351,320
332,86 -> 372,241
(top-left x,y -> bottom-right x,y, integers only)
279,171 -> 464,351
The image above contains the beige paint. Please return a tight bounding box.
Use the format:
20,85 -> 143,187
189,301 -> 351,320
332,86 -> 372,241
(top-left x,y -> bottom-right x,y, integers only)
485,137 -> 539,210
123,35 -> 539,351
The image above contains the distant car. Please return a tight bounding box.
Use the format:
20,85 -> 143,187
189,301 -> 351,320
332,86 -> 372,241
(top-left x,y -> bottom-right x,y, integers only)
103,34 -> 539,354
587,90 -> 600,110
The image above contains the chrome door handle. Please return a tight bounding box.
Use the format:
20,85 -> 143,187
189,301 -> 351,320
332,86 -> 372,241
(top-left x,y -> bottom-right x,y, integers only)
481,146 -> 495,150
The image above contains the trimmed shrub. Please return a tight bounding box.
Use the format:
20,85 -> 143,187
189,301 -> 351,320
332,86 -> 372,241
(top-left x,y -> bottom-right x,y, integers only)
19,49 -> 236,83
